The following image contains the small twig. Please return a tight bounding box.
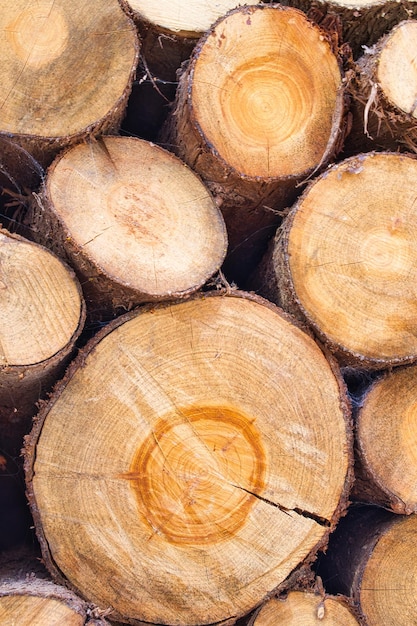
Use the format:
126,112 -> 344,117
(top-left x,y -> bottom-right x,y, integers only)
141,56 -> 171,103
364,82 -> 378,139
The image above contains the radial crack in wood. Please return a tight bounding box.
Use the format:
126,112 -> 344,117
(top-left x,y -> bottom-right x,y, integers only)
233,485 -> 331,527
25,292 -> 352,626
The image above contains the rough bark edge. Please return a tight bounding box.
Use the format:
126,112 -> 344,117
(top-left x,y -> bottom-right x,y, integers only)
158,3 -> 351,283
0,228 -> 86,454
344,21 -> 417,156
281,0 -> 417,59
315,503 -> 399,620
0,7 -> 140,169
351,365 -> 417,514
0,139 -> 44,200
0,546 -> 111,625
257,151 -> 417,370
24,139 -> 227,322
23,288 -> 354,626
247,577 -> 365,625
131,13 -> 197,75
0,139 -> 44,242
160,3 -> 348,189
0,84 -> 136,171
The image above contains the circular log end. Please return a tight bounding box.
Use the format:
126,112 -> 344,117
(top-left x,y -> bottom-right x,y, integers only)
0,1 -> 138,140
356,365 -> 417,513
128,0 -> 243,36
377,20 -> 417,118
0,230 -> 84,367
280,152 -> 417,367
44,136 -> 227,302
360,515 -> 417,626
190,5 -> 343,179
0,595 -> 84,626
252,592 -> 360,625
26,293 -> 352,625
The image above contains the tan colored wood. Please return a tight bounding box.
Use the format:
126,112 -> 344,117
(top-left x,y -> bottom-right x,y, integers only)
0,547 -> 111,626
0,596 -> 83,626
188,12 -> 340,180
377,21 -> 417,117
354,365 -> 417,513
252,593 -> 360,625
0,233 -> 82,366
127,0 -> 245,36
359,515 -> 417,626
0,1 -> 139,166
0,229 -> 85,455
25,292 -> 352,625
256,152 -> 417,369
160,4 -> 347,283
313,506 -> 416,625
344,20 -> 417,155
27,136 -> 227,320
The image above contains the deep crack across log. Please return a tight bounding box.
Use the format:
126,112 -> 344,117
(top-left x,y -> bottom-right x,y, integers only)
232,484 -> 331,528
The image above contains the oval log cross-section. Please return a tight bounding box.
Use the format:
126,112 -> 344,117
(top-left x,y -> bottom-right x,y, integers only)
258,152 -> 417,369
0,1 -> 139,166
160,4 -> 346,283
354,364 -> 417,513
127,0 -> 246,36
0,229 -> 85,455
0,575 -> 110,626
250,592 -> 361,625
25,292 -> 352,625
28,136 -> 227,319
315,506 -> 417,626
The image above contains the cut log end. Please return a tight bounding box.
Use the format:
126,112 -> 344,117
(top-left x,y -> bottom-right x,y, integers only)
190,6 -> 343,179
0,230 -> 84,367
0,595 -> 84,626
315,506 -> 417,625
271,152 -> 417,368
355,365 -> 417,513
25,293 -> 352,625
0,560 -> 112,626
251,592 -> 360,625
377,20 -> 417,118
128,0 -> 244,36
0,1 -> 139,164
0,229 -> 85,455
359,515 -> 417,626
35,136 -> 227,315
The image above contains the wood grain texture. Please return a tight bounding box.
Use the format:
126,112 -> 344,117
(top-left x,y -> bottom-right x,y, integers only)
25,292 -> 352,625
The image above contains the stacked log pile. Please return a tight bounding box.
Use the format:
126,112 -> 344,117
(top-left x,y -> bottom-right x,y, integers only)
1,1 -> 417,625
